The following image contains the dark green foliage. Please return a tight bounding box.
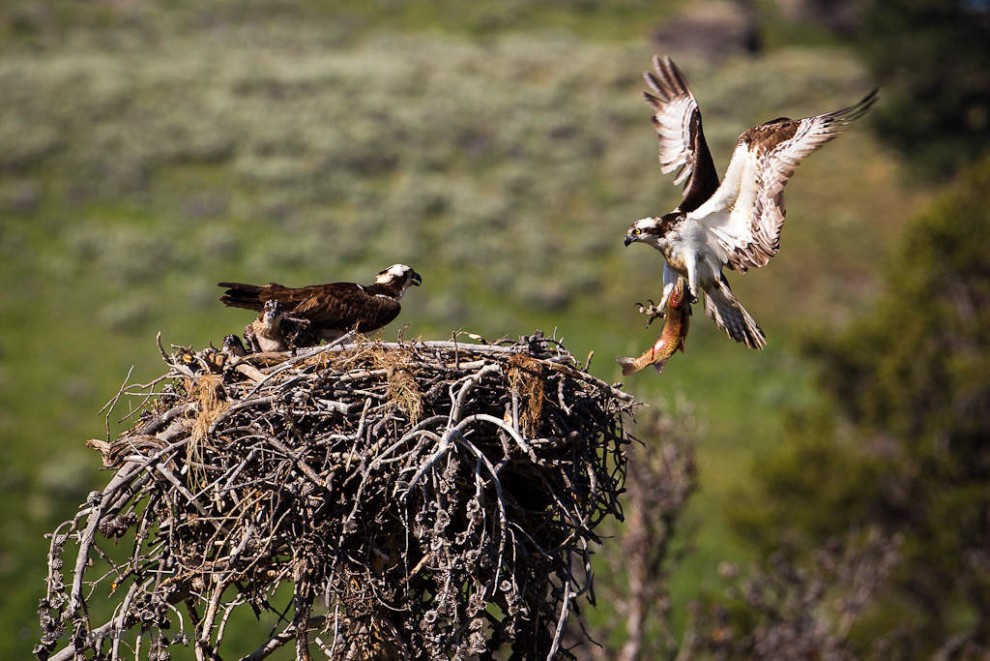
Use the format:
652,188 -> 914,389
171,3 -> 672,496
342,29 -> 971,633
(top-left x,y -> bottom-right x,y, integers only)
687,534 -> 899,660
814,156 -> 990,442
856,0 -> 990,179
734,155 -> 990,656
732,411 -> 886,551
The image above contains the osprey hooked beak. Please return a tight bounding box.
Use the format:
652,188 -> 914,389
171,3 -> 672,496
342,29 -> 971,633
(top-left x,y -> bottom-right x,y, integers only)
624,227 -> 644,247
376,264 -> 423,289
626,217 -> 661,246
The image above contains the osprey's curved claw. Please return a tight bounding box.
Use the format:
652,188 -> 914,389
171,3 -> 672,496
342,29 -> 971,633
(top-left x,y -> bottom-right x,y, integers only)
635,299 -> 666,327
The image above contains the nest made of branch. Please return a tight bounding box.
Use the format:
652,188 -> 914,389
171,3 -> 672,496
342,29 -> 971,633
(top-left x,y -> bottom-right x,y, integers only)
37,333 -> 635,661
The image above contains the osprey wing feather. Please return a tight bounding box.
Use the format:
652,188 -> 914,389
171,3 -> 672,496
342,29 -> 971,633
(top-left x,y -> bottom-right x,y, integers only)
643,56 -> 720,213
696,89 -> 879,272
290,284 -> 402,332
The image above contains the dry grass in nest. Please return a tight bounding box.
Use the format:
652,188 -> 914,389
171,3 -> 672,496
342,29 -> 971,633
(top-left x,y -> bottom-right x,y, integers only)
370,345 -> 424,424
507,353 -> 547,436
185,373 -> 228,484
37,334 -> 635,661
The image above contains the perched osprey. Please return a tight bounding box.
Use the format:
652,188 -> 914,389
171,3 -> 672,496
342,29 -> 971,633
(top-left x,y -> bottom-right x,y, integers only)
624,56 -> 877,349
219,264 -> 422,342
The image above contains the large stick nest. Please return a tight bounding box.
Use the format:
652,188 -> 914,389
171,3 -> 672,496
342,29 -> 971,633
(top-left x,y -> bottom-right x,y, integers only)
37,333 -> 635,660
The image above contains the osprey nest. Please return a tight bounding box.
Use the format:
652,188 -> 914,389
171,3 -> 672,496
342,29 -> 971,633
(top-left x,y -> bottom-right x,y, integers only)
37,334 -> 635,660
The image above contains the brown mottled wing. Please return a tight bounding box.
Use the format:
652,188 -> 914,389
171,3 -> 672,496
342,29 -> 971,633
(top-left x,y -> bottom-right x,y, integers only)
284,284 -> 402,333
220,281 -> 402,332
643,55 -> 720,213
693,89 -> 878,271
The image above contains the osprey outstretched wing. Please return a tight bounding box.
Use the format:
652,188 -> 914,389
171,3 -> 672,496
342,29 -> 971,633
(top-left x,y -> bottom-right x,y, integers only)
694,90 -> 878,272
643,55 -> 721,213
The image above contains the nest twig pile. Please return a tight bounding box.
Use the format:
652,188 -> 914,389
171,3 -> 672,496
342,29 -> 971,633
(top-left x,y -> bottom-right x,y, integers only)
36,333 -> 635,660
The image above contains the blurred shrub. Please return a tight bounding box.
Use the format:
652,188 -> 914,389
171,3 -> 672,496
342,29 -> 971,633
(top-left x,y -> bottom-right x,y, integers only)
0,178 -> 41,214
856,0 -> 990,179
0,36 -> 875,322
568,405 -> 699,660
732,155 -> 990,657
688,532 -> 900,660
96,296 -> 153,332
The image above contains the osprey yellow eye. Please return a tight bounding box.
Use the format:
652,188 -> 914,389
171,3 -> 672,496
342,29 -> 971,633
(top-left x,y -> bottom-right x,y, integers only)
634,228 -> 642,235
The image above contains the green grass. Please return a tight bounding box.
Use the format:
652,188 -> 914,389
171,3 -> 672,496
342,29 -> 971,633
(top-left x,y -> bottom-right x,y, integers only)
0,17 -> 931,657
0,0 -> 689,47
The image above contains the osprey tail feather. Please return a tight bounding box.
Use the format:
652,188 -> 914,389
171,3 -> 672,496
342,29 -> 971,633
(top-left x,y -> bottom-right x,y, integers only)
218,282 -> 266,311
703,278 -> 766,350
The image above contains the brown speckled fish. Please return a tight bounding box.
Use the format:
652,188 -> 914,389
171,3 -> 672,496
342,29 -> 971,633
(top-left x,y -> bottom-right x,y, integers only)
616,277 -> 691,376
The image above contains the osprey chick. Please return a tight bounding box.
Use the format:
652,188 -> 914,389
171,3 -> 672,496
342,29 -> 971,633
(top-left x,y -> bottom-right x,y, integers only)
624,56 -> 877,349
244,299 -> 288,353
221,333 -> 248,358
219,264 -> 422,343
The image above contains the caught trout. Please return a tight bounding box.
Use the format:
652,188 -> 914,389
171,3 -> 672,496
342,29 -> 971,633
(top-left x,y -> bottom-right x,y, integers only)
616,277 -> 691,375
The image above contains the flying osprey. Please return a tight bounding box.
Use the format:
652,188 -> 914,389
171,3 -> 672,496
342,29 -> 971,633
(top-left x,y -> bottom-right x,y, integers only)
219,264 -> 422,343
624,56 -> 877,349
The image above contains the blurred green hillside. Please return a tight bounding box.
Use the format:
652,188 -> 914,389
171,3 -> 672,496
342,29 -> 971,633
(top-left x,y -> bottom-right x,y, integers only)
0,1 -> 933,657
